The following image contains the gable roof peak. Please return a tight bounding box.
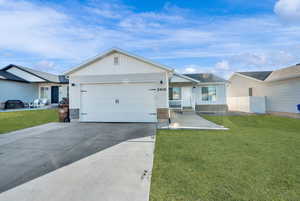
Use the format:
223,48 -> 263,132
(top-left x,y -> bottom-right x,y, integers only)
65,47 -> 174,75
236,71 -> 273,81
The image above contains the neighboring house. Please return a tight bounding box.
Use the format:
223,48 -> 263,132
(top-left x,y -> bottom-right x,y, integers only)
65,48 -> 228,123
169,73 -> 228,112
0,64 -> 68,108
228,64 -> 300,117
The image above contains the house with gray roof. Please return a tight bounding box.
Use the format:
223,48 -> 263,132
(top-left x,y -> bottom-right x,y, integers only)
64,48 -> 229,123
228,64 -> 300,118
169,73 -> 228,113
0,64 -> 68,109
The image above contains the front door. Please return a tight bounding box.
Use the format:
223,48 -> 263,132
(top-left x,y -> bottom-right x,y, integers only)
51,86 -> 59,104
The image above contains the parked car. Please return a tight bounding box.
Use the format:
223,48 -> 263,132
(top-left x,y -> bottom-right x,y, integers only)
4,100 -> 25,109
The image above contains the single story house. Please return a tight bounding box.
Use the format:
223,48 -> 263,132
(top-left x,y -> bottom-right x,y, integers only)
65,48 -> 228,123
0,64 -> 68,108
170,73 -> 228,112
227,64 -> 300,117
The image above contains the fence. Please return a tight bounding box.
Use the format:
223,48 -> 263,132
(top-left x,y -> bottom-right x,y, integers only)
227,96 -> 266,114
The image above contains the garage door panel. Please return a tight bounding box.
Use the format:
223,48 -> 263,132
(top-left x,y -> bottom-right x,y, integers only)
80,83 -> 157,122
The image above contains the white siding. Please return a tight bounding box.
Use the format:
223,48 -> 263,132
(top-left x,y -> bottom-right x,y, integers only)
228,74 -> 300,114
71,52 -> 165,76
228,74 -> 264,97
263,78 -> 300,113
7,67 -> 45,82
194,84 -> 227,105
68,52 -> 170,112
0,80 -> 38,103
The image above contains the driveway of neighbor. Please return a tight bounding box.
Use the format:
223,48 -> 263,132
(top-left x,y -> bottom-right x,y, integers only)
0,122 -> 156,200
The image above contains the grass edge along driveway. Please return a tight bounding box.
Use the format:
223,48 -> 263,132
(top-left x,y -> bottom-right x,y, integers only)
150,115 -> 300,201
0,109 -> 58,134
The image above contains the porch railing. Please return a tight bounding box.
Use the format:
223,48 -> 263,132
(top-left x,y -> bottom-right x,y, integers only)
169,100 -> 182,109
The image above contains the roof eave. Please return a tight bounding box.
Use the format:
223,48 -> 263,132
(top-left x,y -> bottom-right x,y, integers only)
234,72 -> 264,82
173,73 -> 200,83
2,64 -> 50,82
196,81 -> 227,85
265,75 -> 300,82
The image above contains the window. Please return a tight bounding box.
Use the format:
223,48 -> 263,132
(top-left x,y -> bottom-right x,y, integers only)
202,86 -> 216,102
114,56 -> 119,65
169,87 -> 181,100
249,88 -> 253,96
40,87 -> 49,99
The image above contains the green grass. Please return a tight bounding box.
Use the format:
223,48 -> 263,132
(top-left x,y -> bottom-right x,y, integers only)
0,109 -> 58,134
150,115 -> 300,201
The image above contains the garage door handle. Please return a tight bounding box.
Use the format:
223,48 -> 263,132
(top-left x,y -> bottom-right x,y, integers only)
81,113 -> 87,115
81,90 -> 87,93
148,89 -> 156,91
149,113 -> 157,115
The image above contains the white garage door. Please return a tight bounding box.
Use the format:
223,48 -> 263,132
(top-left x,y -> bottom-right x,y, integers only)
80,83 -> 157,122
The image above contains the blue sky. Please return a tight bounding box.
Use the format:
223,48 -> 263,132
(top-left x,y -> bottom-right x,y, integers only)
0,0 -> 300,78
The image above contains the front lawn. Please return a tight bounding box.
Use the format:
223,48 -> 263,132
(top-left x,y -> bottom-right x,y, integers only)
150,115 -> 300,201
0,109 -> 58,134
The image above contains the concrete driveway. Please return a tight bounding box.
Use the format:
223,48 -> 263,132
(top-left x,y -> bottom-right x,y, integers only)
0,122 -> 156,199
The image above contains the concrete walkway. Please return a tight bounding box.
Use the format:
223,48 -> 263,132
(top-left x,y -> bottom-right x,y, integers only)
159,112 -> 228,130
0,135 -> 155,201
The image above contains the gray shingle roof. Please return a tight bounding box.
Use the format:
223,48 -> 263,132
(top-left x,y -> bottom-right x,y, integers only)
265,64 -> 300,82
2,64 -> 68,84
0,70 -> 28,82
237,71 -> 273,81
184,73 -> 227,83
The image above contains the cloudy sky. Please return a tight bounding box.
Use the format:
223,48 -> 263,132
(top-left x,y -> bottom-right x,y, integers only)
0,0 -> 300,78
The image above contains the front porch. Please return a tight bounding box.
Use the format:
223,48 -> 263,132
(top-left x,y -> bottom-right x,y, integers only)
168,73 -> 228,113
39,83 -> 68,104
169,73 -> 198,111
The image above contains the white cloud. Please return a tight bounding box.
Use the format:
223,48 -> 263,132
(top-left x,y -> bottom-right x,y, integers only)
0,0 -> 300,75
34,60 -> 57,73
0,1 -> 88,60
183,67 -> 197,73
215,60 -> 230,70
86,2 -> 132,19
274,0 -> 300,22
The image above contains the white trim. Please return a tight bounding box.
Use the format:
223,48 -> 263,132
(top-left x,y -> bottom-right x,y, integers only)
264,74 -> 300,82
172,73 -> 200,83
65,48 -> 174,75
230,73 -> 264,82
196,82 -> 227,85
77,80 -> 158,85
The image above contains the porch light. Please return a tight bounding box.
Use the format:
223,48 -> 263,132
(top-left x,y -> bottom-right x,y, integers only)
71,83 -> 76,87
160,80 -> 163,84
